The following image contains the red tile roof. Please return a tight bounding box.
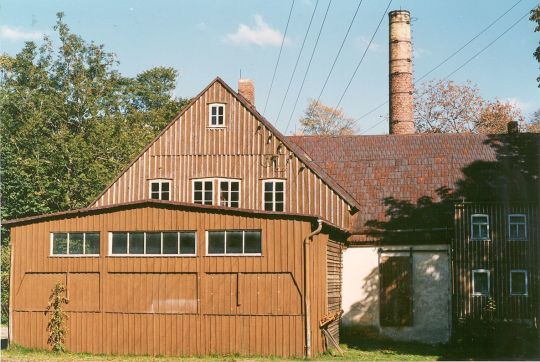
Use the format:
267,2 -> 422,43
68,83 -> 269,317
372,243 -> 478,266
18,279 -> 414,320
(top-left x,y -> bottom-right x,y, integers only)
287,133 -> 539,239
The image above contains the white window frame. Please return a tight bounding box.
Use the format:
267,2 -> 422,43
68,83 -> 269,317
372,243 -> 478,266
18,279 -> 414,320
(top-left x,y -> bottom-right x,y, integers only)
472,269 -> 490,296
149,179 -> 172,200
192,178 -> 215,205
208,103 -> 225,127
50,232 -> 100,257
508,214 -> 527,241
471,214 -> 490,240
205,230 -> 262,256
108,231 -> 197,257
510,269 -> 528,296
218,178 -> 241,208
262,179 -> 286,212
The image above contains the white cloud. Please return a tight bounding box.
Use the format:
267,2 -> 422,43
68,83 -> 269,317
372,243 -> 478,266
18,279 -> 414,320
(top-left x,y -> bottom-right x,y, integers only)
197,22 -> 207,31
357,35 -> 382,52
506,97 -> 532,113
224,14 -> 287,47
0,25 -> 43,41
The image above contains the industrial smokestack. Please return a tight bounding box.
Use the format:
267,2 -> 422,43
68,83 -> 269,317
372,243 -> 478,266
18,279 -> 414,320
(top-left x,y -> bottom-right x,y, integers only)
389,10 -> 414,135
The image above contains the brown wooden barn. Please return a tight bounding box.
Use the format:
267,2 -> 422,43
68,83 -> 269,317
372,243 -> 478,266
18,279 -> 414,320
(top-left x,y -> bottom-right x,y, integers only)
5,77 -> 357,358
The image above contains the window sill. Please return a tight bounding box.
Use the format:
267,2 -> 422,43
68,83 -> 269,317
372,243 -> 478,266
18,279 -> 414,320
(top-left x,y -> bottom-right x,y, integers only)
205,254 -> 263,257
49,255 -> 100,258
470,238 -> 491,242
107,254 -> 197,258
507,239 -> 528,242
471,294 -> 489,297
207,126 -> 226,129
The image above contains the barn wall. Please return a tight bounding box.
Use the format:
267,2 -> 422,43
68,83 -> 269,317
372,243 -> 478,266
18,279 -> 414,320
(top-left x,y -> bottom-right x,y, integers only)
341,245 -> 451,344
10,206 -> 338,357
90,80 -> 351,229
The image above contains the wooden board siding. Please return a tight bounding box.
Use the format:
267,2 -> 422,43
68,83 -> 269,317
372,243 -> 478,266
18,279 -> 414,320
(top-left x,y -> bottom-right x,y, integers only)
453,203 -> 539,323
10,204 -> 339,357
89,79 -> 351,229
326,239 -> 342,342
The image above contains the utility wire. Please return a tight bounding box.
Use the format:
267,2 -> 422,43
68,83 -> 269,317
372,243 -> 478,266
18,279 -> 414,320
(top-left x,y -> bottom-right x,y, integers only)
444,10 -> 530,80
284,0 -> 333,134
358,0 -> 526,133
274,0 -> 320,125
332,0 -> 393,114
315,0 -> 364,104
263,0 -> 295,114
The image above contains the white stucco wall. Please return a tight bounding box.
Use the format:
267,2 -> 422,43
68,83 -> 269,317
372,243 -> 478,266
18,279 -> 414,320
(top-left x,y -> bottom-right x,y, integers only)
342,245 -> 451,344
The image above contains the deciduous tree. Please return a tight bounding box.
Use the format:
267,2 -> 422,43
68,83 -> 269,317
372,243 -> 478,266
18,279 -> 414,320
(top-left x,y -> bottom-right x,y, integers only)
478,100 -> 525,134
298,99 -> 356,135
530,5 -> 540,87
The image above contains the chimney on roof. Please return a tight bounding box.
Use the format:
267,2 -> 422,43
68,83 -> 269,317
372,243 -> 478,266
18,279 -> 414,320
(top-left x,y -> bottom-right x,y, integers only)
507,120 -> 519,134
238,78 -> 255,106
388,10 -> 415,135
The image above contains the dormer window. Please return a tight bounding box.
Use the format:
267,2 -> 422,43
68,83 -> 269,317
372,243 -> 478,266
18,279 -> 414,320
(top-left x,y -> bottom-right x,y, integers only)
149,180 -> 171,200
209,104 -> 225,127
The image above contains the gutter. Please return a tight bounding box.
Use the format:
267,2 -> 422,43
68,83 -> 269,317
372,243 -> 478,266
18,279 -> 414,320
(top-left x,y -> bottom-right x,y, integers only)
303,219 -> 323,359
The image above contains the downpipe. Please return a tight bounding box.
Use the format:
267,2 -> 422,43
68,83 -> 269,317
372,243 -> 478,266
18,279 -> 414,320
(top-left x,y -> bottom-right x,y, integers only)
304,219 -> 323,359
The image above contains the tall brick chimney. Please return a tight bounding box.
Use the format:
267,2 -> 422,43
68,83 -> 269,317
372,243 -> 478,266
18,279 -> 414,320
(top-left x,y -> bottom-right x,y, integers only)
238,79 -> 255,106
389,10 -> 414,135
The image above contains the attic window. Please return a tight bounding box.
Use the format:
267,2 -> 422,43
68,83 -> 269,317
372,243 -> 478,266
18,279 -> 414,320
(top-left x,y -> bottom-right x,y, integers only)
263,180 -> 285,212
209,104 -> 225,127
149,180 -> 171,200
471,214 -> 489,240
508,214 -> 527,240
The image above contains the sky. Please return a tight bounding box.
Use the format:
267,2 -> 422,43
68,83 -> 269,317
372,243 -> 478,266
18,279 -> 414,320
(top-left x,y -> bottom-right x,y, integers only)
1,0 -> 539,135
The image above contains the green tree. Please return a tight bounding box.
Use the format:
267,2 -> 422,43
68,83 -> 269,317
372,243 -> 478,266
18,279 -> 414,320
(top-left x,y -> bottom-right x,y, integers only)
531,5 -> 540,87
0,12 -> 189,221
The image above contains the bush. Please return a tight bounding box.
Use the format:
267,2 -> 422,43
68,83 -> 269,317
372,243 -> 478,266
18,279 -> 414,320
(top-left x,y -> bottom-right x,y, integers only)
45,282 -> 69,352
1,243 -> 10,325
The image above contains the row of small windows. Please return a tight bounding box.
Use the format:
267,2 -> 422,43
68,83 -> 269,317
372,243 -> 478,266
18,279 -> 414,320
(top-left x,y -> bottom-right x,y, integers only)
472,269 -> 528,296
470,214 -> 528,241
149,179 -> 285,212
51,230 -> 262,257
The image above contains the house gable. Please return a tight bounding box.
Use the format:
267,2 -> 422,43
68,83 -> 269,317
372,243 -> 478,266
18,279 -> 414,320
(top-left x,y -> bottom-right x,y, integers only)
89,77 -> 357,228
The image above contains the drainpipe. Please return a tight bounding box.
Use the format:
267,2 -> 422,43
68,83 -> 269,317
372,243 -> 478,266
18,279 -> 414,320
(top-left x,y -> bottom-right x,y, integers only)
304,219 -> 323,358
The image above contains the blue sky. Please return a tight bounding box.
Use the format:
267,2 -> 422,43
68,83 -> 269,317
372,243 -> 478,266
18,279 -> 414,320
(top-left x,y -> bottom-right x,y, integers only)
1,0 -> 539,134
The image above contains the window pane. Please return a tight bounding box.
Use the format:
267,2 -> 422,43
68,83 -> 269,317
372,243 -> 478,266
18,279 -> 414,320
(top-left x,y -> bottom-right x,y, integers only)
231,182 -> 239,191
244,231 -> 262,254
180,232 -> 196,255
220,181 -> 228,191
151,191 -> 160,200
146,233 -> 161,254
162,232 -> 178,254
69,233 -> 84,255
161,191 -> 170,201
204,191 -> 213,204
511,272 -> 527,295
472,215 -> 487,223
194,182 -> 202,191
112,233 -> 128,254
205,181 -> 213,190
226,231 -> 243,254
275,202 -> 284,212
264,192 -> 273,202
480,225 -> 488,239
85,233 -> 100,255
275,192 -> 284,202
211,107 -> 217,116
208,232 -> 225,254
218,106 -> 223,116
129,233 -> 144,254
52,233 -> 68,255
151,183 -> 160,192
161,182 -> 169,192
194,191 -> 202,203
275,182 -> 284,192
509,215 -> 525,223
474,272 -> 489,295
265,182 -> 273,192
264,202 -> 273,211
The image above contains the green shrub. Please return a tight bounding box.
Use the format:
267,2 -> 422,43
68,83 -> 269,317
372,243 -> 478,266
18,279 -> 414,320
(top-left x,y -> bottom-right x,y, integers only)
45,282 -> 69,352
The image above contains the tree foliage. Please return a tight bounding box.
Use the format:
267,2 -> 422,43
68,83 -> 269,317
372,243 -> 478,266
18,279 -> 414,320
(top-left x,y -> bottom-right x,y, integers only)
0,12 -> 189,221
478,100 -> 525,134
530,5 -> 540,87
298,99 -> 356,135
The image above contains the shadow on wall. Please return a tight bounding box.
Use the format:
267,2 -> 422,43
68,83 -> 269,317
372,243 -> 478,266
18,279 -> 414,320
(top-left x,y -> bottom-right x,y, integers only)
364,133 -> 540,243
342,267 -> 378,327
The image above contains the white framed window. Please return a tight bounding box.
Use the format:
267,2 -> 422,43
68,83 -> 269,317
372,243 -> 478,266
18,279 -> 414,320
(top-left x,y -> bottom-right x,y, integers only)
206,230 -> 262,256
149,179 -> 171,200
263,179 -> 285,212
510,270 -> 528,296
471,214 -> 489,240
109,231 -> 196,256
472,269 -> 490,296
508,214 -> 527,240
51,232 -> 100,256
209,103 -> 225,127
193,179 -> 214,205
219,179 -> 240,207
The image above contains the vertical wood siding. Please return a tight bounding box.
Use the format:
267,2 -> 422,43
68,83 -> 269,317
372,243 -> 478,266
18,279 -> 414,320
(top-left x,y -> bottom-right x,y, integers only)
11,206 -> 339,357
453,203 -> 539,322
89,80 -> 350,229
326,239 -> 342,342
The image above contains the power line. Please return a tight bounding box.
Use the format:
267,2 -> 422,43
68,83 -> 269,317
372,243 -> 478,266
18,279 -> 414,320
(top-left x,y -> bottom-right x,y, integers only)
262,0 -> 295,114
274,0 -> 320,125
284,0 -> 333,134
444,10 -> 530,80
358,0 -> 526,133
315,0 -> 364,104
417,0 -> 524,83
332,0 -> 393,113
